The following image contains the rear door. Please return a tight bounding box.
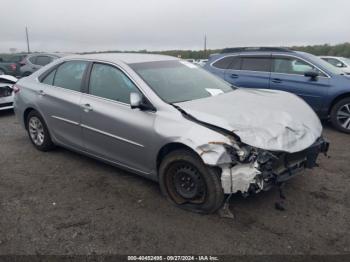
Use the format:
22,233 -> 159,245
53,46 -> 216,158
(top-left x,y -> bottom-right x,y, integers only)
80,62 -> 156,174
224,55 -> 272,89
270,55 -> 330,113
38,60 -> 88,150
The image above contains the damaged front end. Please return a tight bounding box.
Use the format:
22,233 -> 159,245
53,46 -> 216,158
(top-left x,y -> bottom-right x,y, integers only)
172,98 -> 329,196
219,137 -> 329,195
0,75 -> 17,110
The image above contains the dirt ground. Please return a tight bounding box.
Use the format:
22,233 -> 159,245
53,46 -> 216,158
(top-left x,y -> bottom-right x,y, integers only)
0,110 -> 349,255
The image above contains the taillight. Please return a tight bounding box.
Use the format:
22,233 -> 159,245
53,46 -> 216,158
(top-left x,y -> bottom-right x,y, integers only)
13,84 -> 20,94
10,63 -> 17,71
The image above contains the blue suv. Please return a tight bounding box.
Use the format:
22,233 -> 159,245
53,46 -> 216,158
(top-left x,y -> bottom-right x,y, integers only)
204,47 -> 350,133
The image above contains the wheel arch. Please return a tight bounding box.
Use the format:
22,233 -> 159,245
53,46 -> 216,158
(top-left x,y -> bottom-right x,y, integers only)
156,142 -> 200,172
23,107 -> 35,129
328,92 -> 350,115
23,107 -> 47,130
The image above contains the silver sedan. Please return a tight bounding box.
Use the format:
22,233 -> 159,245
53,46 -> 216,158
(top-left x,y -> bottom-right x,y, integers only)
14,53 -> 329,213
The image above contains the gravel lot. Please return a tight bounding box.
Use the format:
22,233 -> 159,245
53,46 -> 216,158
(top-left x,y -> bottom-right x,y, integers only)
0,110 -> 349,255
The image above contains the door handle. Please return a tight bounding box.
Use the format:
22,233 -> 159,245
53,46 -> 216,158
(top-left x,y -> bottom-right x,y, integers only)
37,90 -> 45,96
82,103 -> 93,112
271,78 -> 282,83
230,74 -> 239,79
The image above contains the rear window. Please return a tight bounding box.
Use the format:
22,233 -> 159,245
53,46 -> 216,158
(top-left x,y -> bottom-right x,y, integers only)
42,69 -> 56,85
241,57 -> 271,72
29,56 -> 37,64
36,56 -> 52,66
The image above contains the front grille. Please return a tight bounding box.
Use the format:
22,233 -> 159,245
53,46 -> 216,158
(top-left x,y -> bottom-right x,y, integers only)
270,138 -> 328,179
272,151 -> 307,175
0,102 -> 13,108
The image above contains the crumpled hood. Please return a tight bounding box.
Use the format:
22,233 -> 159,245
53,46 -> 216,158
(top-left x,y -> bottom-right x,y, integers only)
176,88 -> 323,153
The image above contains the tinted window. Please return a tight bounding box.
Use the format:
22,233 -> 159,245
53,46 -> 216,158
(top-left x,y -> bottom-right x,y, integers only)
29,56 -> 37,64
272,57 -> 325,76
42,69 -> 56,85
89,63 -> 140,104
241,57 -> 271,72
53,61 -> 87,91
212,56 -> 237,70
36,56 -> 52,66
323,58 -> 343,67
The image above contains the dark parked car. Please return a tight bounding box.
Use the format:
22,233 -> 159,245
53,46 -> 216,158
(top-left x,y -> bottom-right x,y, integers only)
0,56 -> 22,77
204,47 -> 350,133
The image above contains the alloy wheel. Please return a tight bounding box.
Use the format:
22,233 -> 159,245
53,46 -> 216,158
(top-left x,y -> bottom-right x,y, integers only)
28,116 -> 45,146
337,103 -> 350,130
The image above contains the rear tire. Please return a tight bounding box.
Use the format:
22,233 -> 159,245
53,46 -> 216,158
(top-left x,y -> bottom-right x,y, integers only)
159,149 -> 224,214
26,110 -> 55,151
330,97 -> 350,134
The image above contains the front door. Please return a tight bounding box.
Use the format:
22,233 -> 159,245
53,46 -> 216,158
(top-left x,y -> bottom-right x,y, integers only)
80,62 -> 156,174
270,55 -> 330,113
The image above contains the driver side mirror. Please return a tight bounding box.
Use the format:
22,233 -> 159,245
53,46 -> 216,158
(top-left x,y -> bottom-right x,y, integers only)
130,92 -> 142,109
304,71 -> 319,80
130,92 -> 156,111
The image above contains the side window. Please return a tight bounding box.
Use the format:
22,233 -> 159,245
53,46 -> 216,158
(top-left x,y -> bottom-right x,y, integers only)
325,58 -> 343,67
42,69 -> 56,85
36,56 -> 52,66
53,61 -> 88,91
89,63 -> 141,104
241,57 -> 271,72
213,56 -> 240,70
29,56 -> 37,64
273,57 -> 325,76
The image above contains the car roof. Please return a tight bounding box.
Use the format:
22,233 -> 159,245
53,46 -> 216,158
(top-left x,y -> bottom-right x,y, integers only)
210,49 -> 313,60
28,52 -> 72,58
319,56 -> 344,59
65,53 -> 179,64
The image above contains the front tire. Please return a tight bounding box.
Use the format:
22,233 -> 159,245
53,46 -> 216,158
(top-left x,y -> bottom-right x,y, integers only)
159,149 -> 224,214
330,97 -> 350,133
26,111 -> 55,151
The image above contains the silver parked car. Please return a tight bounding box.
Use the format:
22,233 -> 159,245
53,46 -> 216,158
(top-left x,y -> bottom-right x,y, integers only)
14,53 -> 329,213
19,53 -> 69,77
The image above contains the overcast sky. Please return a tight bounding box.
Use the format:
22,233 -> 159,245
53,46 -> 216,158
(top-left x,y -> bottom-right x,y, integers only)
0,0 -> 349,53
